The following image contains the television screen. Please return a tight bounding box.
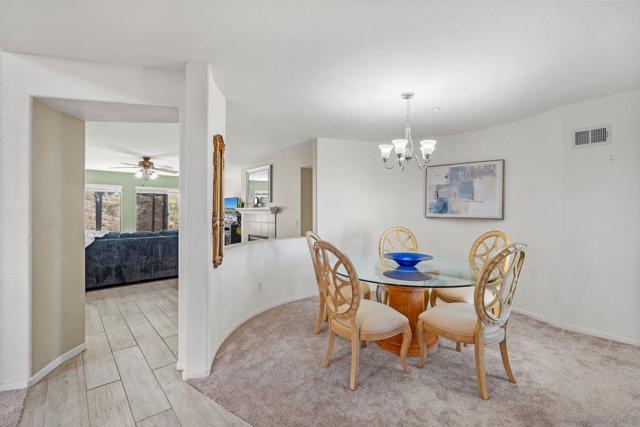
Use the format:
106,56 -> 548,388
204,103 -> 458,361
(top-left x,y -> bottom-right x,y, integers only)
224,197 -> 240,209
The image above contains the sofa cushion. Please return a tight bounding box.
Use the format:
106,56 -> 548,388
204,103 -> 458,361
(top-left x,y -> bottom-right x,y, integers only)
120,231 -> 156,238
86,230 -> 178,289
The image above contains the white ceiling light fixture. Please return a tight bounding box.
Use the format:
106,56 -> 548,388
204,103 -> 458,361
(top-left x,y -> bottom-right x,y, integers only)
378,92 -> 437,171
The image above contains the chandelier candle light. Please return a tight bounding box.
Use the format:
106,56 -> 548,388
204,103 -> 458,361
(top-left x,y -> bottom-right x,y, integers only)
378,92 -> 437,170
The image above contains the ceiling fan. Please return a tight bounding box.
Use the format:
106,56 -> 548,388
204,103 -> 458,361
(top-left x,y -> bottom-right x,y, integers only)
110,156 -> 179,181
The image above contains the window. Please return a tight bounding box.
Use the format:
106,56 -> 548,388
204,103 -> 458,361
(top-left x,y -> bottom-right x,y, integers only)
136,187 -> 179,231
85,185 -> 122,231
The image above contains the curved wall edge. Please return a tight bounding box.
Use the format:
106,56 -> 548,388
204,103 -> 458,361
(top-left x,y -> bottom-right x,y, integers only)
207,237 -> 318,367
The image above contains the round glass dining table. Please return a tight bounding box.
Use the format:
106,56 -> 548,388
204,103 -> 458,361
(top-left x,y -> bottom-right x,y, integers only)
339,255 -> 476,357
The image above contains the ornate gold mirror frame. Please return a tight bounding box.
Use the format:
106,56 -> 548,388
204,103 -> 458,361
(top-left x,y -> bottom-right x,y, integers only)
212,134 -> 225,267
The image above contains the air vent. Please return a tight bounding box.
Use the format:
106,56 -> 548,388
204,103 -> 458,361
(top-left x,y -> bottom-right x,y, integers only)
572,125 -> 611,148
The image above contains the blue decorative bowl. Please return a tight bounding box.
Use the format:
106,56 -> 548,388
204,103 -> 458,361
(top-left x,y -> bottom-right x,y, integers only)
383,269 -> 433,281
384,252 -> 433,269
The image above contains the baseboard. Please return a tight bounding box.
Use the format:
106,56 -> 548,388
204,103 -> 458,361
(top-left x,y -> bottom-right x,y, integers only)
212,292 -> 318,367
181,292 -> 316,381
182,368 -> 212,380
0,379 -> 28,392
29,342 -> 87,386
513,308 -> 640,346
180,293 -> 315,381
0,342 -> 86,392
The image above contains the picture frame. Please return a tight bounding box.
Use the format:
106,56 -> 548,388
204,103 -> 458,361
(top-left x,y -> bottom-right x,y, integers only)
212,134 -> 225,267
425,159 -> 504,219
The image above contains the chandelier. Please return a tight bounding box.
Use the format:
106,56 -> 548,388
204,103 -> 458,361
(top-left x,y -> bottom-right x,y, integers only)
378,92 -> 437,170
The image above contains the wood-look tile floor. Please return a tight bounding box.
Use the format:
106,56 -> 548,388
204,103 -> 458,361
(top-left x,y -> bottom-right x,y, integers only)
19,279 -> 249,427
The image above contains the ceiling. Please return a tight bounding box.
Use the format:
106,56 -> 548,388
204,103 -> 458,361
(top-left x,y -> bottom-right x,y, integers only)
3,1 -> 640,163
36,98 -> 180,175
38,98 -> 179,123
85,122 -> 180,175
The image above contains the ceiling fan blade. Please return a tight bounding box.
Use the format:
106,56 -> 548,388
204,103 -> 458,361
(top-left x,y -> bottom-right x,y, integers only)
148,152 -> 178,159
120,162 -> 140,167
154,168 -> 179,174
154,164 -> 174,169
109,166 -> 139,169
111,146 -> 138,156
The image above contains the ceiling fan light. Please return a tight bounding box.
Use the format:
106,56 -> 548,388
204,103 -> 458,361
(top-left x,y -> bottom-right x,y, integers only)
150,171 -> 158,180
134,170 -> 143,179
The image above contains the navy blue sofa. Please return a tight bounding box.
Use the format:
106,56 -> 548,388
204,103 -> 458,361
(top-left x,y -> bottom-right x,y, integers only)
85,230 -> 178,290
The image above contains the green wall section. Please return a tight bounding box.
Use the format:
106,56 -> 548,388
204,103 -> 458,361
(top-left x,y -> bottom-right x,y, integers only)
85,170 -> 179,232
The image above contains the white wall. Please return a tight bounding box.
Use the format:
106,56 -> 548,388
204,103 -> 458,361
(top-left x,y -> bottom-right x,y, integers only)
224,173 -> 242,199
178,63 -> 216,379
0,52 -> 186,390
316,90 -> 640,345
208,238 -> 317,359
31,100 -> 85,375
229,141 -> 314,238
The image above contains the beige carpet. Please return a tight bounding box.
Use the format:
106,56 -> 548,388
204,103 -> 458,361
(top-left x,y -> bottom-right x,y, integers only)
0,388 -> 27,427
191,298 -> 640,427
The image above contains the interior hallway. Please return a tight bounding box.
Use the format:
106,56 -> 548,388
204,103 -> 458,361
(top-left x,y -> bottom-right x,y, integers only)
18,280 -> 248,427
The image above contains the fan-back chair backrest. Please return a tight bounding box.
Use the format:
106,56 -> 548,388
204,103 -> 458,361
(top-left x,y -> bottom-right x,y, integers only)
468,231 -> 510,278
378,227 -> 419,263
305,231 -> 323,293
314,240 -> 361,322
474,243 -> 527,327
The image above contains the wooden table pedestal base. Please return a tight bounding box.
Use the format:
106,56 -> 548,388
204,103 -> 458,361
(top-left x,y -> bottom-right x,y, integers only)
376,285 -> 438,357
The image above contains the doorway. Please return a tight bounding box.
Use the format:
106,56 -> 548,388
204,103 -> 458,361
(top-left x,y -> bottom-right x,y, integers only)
30,97 -> 181,382
300,166 -> 313,236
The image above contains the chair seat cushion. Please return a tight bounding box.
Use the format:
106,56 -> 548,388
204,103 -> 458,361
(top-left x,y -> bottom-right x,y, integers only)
337,300 -> 408,335
435,287 -> 494,306
419,303 -> 505,344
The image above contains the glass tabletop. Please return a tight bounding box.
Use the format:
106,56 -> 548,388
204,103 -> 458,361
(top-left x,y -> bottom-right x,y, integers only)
339,254 -> 476,288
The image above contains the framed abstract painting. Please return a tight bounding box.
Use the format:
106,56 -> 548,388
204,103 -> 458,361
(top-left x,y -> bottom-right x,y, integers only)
425,159 -> 504,219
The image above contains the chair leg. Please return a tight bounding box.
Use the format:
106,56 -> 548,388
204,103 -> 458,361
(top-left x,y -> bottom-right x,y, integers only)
455,342 -> 461,352
429,289 -> 438,307
349,331 -> 360,391
322,328 -> 335,368
314,295 -> 325,334
499,339 -> 516,383
400,324 -> 411,373
474,343 -> 489,400
416,320 -> 426,368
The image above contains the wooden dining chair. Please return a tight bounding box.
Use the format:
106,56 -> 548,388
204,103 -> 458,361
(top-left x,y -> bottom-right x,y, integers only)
378,226 -> 419,303
306,231 -> 370,334
416,243 -> 527,399
379,226 -> 419,260
430,230 -> 509,307
314,240 -> 412,390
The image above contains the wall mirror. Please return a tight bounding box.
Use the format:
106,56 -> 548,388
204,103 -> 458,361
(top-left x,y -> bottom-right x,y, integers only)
246,165 -> 272,207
